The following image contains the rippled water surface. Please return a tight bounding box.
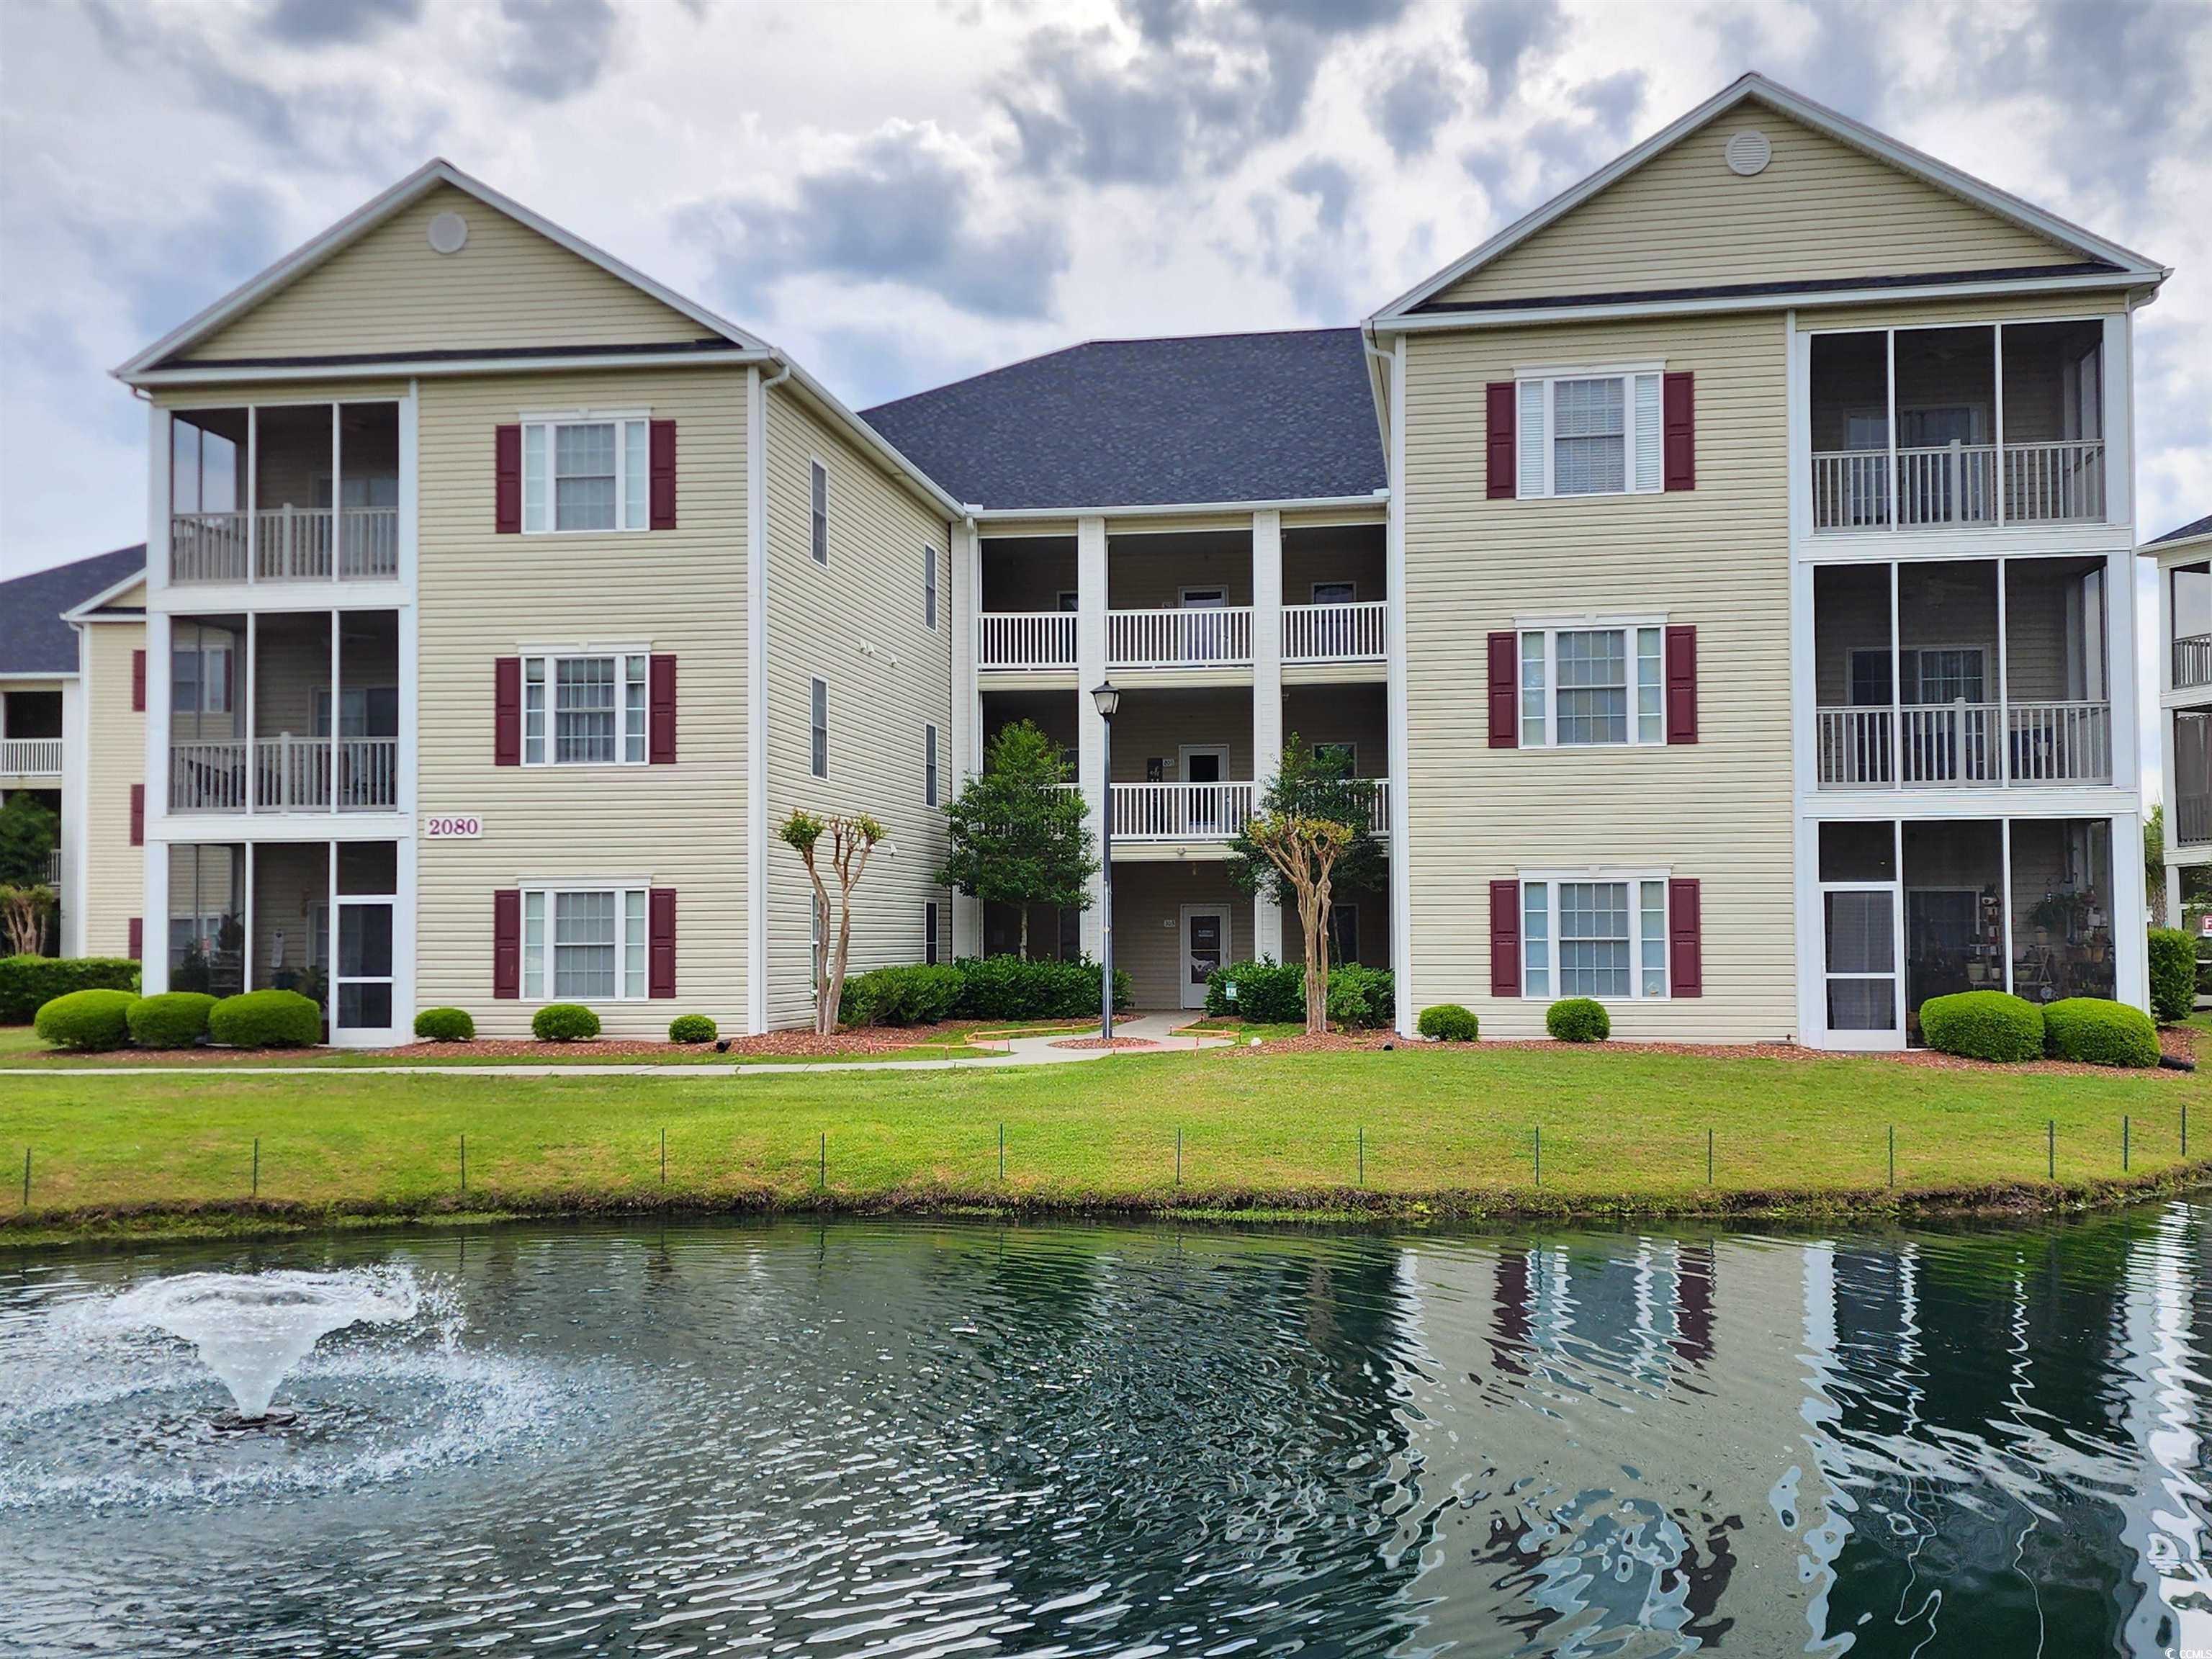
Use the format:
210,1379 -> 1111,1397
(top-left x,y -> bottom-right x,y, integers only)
6,1207 -> 2212,1656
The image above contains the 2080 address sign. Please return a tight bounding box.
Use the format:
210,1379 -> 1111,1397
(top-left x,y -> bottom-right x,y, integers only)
423,815 -> 482,839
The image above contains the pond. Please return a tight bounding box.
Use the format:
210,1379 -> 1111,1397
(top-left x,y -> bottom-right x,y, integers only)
4,1206 -> 2209,1656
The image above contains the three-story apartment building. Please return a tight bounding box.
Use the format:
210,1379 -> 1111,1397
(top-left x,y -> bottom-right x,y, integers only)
2154,515 -> 2212,922
97,73 -> 2163,1047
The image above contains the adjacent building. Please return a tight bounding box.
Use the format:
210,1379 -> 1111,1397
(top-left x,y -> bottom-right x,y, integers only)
2154,514 -> 2212,921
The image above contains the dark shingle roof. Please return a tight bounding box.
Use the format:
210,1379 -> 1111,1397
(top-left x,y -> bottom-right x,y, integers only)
2151,515 -> 2212,547
862,328 -> 1385,511
0,546 -> 145,675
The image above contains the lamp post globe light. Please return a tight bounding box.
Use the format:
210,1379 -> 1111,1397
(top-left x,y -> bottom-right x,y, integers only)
1091,681 -> 1120,1040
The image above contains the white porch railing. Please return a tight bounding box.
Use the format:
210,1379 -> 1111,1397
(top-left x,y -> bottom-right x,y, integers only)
1283,601 -> 1386,663
2004,440 -> 2104,523
1815,701 -> 2110,787
341,507 -> 401,580
1811,439 -> 2105,531
2175,634 -> 2212,691
1895,444 -> 1997,527
170,512 -> 251,583
170,737 -> 398,811
2179,793 -> 2212,849
978,611 -> 1076,671
1111,781 -> 1254,840
169,505 -> 400,583
1366,778 -> 1391,834
1108,606 -> 1252,669
171,741 -> 249,811
256,507 -> 333,580
0,737 -> 63,776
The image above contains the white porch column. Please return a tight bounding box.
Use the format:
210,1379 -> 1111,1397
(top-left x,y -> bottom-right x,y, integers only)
2113,809 -> 2151,1014
143,608 -> 172,991
950,518 -> 983,958
1251,508 -> 1285,963
60,671 -> 86,958
2104,311 -> 2132,529
1076,516 -> 1108,961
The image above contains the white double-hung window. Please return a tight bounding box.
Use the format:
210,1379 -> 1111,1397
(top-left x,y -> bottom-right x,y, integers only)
1517,367 -> 1664,498
522,652 -> 649,765
1522,874 -> 1670,1000
521,413 -> 650,533
521,887 -> 648,1000
1519,619 -> 1665,746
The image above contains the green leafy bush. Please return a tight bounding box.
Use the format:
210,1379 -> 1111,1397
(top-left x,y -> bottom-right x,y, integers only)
841,963 -> 963,1028
1919,990 -> 2044,1063
413,1007 -> 475,1042
1547,998 -> 1611,1043
0,955 -> 140,1024
667,1013 -> 718,1044
1326,963 -> 1395,1029
532,1003 -> 601,1042
1204,959 -> 1305,1022
33,988 -> 138,1051
208,989 -> 322,1049
1417,1004 -> 1480,1042
2148,928 -> 2196,1025
126,991 -> 217,1050
950,956 -> 1131,1021
2043,998 -> 2159,1069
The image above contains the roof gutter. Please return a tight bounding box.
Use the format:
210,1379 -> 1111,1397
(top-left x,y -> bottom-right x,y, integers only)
968,490 -> 1389,523
1359,325 -> 1394,481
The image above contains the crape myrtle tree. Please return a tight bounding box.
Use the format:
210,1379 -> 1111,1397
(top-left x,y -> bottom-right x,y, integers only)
780,809 -> 886,1034
937,719 -> 1098,959
1226,738 -> 1388,1034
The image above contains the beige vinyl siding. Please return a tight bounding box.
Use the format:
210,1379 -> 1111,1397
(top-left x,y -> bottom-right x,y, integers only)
81,620 -> 148,960
1107,542 -> 1253,608
1284,536 -> 1385,602
764,386 -> 954,1030
250,841 -> 326,988
188,186 -> 709,361
1109,862 -> 1252,1009
1438,102 -> 2075,306
1107,689 -> 1254,781
1401,312 -> 1795,1040
413,365 -> 752,1038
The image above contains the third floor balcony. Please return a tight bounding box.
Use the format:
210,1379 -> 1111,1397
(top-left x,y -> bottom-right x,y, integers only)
167,401 -> 401,585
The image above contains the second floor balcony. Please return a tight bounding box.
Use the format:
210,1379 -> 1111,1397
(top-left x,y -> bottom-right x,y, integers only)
977,600 -> 1387,673
168,401 -> 401,585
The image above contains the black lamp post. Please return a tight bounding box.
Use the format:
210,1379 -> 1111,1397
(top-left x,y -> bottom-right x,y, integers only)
1092,680 -> 1120,1040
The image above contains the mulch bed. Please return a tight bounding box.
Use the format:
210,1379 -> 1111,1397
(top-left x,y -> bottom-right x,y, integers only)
25,1022 -> 1002,1064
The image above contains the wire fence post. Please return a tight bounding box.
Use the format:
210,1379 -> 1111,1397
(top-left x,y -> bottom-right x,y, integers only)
660,1127 -> 667,1186
253,1136 -> 260,1200
19,1148 -> 27,1211
1707,1127 -> 1714,1187
2124,1114 -> 2131,1173
1534,1125 -> 1542,1188
1175,1127 -> 1182,1187
819,1132 -> 827,1192
2048,1118 -> 2055,1182
459,1133 -> 467,1194
1887,1124 -> 1894,1189
2185,1100 -> 2190,1161
1358,1125 -> 1365,1189
999,1122 -> 1005,1182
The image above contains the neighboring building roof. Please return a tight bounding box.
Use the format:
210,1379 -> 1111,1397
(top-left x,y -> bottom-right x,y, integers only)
862,328 -> 1387,512
2150,515 -> 2212,548
0,546 -> 145,675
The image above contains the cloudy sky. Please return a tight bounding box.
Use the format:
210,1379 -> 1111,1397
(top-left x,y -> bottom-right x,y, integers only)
2,0 -> 2206,578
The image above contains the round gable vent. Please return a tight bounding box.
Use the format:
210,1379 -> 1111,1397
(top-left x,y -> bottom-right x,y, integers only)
427,211 -> 469,254
1725,130 -> 1772,176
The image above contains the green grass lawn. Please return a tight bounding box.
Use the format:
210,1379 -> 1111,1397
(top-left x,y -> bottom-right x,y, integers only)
3,1040 -> 2202,1243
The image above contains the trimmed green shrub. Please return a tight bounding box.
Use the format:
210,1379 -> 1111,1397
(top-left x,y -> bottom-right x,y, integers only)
2148,928 -> 2196,1025
1326,963 -> 1395,1029
950,956 -> 1131,1022
33,988 -> 138,1051
1547,997 -> 1611,1043
532,1003 -> 601,1042
667,1014 -> 718,1044
1418,1004 -> 1480,1042
842,963 -> 962,1028
126,991 -> 217,1050
1204,959 -> 1305,1023
1919,990 -> 2044,1063
413,1007 -> 475,1042
0,955 -> 140,1024
2043,997 -> 2159,1069
208,989 -> 322,1049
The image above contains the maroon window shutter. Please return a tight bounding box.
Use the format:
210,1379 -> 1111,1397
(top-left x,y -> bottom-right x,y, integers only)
494,657 -> 522,766
127,917 -> 143,961
131,649 -> 146,712
1664,625 -> 1699,745
495,424 -> 521,534
1485,382 -> 1516,500
129,783 -> 144,847
648,888 -> 676,998
1663,372 -> 1695,491
1487,631 -> 1519,749
649,655 -> 677,763
1668,878 -> 1702,998
1489,879 -> 1521,998
493,890 -> 521,999
649,420 -> 676,530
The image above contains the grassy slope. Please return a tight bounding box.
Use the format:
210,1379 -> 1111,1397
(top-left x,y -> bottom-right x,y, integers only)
4,1043 -> 2201,1242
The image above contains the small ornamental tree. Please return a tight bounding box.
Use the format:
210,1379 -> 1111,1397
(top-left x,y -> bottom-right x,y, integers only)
1,884 -> 56,957
781,809 -> 886,1034
938,721 -> 1097,958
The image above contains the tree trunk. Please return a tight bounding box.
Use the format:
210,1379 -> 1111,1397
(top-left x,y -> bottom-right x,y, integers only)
1018,904 -> 1030,961
826,894 -> 855,1034
1300,887 -> 1327,1035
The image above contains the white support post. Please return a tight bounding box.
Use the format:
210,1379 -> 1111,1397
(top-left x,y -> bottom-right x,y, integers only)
1386,337 -> 1413,1033
245,612 -> 258,816
245,405 -> 257,585
950,518 -> 983,959
2113,810 -> 2151,1015
330,402 -> 343,583
1992,324 -> 2005,529
1076,515 -> 1108,962
2109,547 -> 2140,804
143,609 -> 171,962
2105,311 -> 2132,529
142,832 -> 169,997
149,404 -> 173,601
243,840 -> 256,996
59,671 -> 86,958
1995,557 -> 2010,786
1251,508 -> 1285,964
329,608 -> 341,814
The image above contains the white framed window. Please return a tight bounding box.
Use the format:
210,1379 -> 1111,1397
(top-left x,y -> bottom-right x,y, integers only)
521,414 -> 650,533
809,677 -> 827,778
925,722 -> 940,806
1519,620 -> 1665,746
809,459 -> 828,565
1516,367 -> 1665,499
925,901 -> 942,967
521,652 -> 648,765
521,886 -> 649,1001
170,629 -> 233,714
925,545 -> 939,630
1521,873 -> 1671,1000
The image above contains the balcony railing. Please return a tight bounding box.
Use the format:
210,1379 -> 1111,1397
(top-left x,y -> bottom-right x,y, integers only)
1811,439 -> 2105,532
170,506 -> 399,584
2175,634 -> 2212,691
979,611 -> 1076,671
1815,701 -> 2110,788
169,737 -> 399,812
1283,601 -> 1386,664
1111,781 -> 1255,840
0,737 -> 63,777
2179,792 -> 2212,849
1109,607 -> 1251,669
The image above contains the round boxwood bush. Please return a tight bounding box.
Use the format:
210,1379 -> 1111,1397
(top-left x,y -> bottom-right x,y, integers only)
1919,989 -> 2044,1064
126,991 -> 218,1051
2043,997 -> 2159,1069
532,1002 -> 600,1042
1416,1003 -> 1480,1043
1547,997 -> 1611,1043
668,1014 -> 718,1044
34,988 -> 139,1052
208,989 -> 322,1049
2148,927 -> 2197,1025
413,1007 -> 475,1042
